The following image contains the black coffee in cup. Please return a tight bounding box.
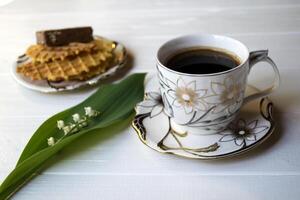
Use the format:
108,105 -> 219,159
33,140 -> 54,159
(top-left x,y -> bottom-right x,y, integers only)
165,48 -> 241,74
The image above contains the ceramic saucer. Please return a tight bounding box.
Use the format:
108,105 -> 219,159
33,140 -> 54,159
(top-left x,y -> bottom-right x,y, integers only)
132,74 -> 275,160
11,36 -> 127,93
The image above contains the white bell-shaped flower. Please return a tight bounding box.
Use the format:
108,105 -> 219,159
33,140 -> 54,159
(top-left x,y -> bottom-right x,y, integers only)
47,137 -> 55,146
57,120 -> 65,130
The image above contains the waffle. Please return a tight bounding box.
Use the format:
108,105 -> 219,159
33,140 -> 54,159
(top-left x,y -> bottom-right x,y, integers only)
17,50 -> 113,81
26,38 -> 115,63
72,55 -> 115,80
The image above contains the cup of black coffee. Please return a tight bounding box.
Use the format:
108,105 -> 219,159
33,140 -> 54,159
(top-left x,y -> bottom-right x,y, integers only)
156,34 -> 280,134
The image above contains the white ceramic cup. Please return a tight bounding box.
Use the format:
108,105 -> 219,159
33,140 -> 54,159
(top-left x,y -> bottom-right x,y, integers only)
156,34 -> 280,134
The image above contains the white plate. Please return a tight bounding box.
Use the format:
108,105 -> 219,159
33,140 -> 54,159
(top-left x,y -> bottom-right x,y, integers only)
132,73 -> 275,160
11,36 -> 127,93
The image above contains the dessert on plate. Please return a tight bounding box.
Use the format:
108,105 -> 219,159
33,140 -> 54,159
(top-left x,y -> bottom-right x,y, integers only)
16,27 -> 118,82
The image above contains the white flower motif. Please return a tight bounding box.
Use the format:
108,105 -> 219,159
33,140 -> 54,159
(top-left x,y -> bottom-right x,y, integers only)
219,119 -> 268,147
47,137 -> 55,146
168,77 -> 207,114
72,113 -> 80,122
205,76 -> 243,114
137,92 -> 164,118
57,120 -> 65,130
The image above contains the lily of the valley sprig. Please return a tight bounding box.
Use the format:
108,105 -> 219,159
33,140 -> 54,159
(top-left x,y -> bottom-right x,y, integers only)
0,73 -> 146,200
47,106 -> 100,146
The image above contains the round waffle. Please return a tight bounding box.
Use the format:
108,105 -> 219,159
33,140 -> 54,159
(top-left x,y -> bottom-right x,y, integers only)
17,50 -> 113,81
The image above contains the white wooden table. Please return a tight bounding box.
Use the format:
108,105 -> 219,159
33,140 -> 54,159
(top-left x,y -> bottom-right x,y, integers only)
0,0 -> 300,199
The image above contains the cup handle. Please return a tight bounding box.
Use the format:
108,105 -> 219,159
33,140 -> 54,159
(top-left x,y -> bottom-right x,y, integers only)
243,50 -> 280,104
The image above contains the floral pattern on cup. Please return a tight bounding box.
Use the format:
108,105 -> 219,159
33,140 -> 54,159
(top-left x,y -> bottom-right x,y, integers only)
167,77 -> 207,114
158,68 -> 245,127
204,76 -> 244,114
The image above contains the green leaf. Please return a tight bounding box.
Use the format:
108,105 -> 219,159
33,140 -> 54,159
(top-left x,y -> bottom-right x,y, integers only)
0,73 -> 146,200
17,73 -> 145,164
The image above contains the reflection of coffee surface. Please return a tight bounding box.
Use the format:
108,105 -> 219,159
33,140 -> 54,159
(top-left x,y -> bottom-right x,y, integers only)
166,48 -> 241,74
